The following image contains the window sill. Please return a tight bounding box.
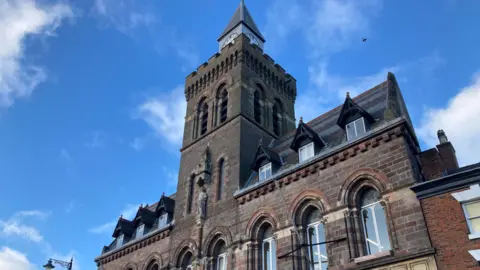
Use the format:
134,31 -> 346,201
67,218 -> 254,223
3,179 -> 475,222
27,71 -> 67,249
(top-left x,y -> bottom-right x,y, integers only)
468,233 -> 480,240
353,250 -> 392,264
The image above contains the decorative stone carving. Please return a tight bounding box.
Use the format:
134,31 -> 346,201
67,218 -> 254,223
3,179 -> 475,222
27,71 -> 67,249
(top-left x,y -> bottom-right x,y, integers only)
197,186 -> 208,222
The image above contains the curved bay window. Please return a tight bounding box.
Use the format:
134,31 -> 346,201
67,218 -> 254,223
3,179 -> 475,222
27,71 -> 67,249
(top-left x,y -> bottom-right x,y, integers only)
359,188 -> 391,255
305,208 -> 328,270
260,225 -> 276,270
213,240 -> 227,270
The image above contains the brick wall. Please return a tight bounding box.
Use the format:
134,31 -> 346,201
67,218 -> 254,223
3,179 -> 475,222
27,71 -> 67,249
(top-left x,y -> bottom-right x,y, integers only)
421,188 -> 480,270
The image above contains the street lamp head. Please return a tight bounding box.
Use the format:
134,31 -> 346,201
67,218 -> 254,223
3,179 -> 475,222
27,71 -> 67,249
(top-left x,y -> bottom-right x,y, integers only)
43,259 -> 55,270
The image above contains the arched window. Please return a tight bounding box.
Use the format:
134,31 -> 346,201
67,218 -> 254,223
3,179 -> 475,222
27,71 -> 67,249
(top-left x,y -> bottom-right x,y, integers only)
197,98 -> 209,136
260,224 -> 276,270
305,208 -> 327,270
213,240 -> 227,270
359,188 -> 391,255
220,89 -> 228,123
146,260 -> 159,270
254,85 -> 263,124
186,175 -> 195,214
179,250 -> 193,270
272,100 -> 283,136
217,159 -> 225,201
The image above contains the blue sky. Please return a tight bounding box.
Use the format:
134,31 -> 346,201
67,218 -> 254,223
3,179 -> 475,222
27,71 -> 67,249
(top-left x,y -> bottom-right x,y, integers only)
1,0 -> 480,269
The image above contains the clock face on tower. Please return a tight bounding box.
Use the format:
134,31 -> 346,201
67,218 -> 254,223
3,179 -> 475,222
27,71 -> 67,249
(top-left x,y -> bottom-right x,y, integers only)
222,32 -> 239,48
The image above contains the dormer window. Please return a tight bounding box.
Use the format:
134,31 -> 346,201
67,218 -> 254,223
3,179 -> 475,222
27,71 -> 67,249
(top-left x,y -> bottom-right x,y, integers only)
259,163 -> 272,182
159,213 -> 168,229
116,234 -> 124,249
299,142 -> 315,163
346,117 -> 367,141
136,224 -> 145,238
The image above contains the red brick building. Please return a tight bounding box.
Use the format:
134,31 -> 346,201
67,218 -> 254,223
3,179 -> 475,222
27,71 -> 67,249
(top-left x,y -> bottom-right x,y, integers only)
412,132 -> 480,270
92,2 -> 461,270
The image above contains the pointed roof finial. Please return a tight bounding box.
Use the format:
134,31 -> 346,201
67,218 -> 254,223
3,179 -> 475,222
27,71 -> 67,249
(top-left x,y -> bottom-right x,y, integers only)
218,0 -> 265,42
162,192 -> 165,196
120,214 -> 123,219
259,138 -> 263,146
300,117 -> 303,123
346,92 -> 350,98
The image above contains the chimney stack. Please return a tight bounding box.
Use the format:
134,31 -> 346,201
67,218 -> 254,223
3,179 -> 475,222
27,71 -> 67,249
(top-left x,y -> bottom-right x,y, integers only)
436,129 -> 459,172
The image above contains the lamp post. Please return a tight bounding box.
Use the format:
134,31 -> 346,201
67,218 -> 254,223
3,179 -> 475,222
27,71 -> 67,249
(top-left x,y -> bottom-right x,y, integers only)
43,258 -> 73,270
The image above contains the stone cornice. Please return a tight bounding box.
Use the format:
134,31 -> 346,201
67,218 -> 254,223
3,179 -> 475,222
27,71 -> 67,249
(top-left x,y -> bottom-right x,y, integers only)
95,226 -> 172,266
235,118 -> 409,205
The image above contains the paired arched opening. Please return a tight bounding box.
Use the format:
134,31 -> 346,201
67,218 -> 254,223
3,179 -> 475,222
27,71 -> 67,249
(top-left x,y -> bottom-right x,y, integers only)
253,84 -> 265,124
177,247 -> 194,270
272,99 -> 283,136
217,85 -> 228,124
198,97 -> 209,136
258,223 -> 276,270
145,260 -> 159,270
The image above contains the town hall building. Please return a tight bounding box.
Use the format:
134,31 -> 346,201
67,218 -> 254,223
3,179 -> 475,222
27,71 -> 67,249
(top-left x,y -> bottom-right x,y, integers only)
94,1 -> 478,270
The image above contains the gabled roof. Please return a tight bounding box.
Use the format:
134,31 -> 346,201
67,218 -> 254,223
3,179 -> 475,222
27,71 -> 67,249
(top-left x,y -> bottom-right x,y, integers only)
218,0 -> 265,42
156,194 -> 175,214
252,141 -> 282,170
336,92 -> 375,128
133,206 -> 156,226
112,217 -> 134,238
290,118 -> 325,151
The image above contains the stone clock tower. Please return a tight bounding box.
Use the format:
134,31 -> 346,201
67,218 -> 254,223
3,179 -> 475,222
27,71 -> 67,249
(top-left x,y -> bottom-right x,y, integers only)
170,0 -> 297,263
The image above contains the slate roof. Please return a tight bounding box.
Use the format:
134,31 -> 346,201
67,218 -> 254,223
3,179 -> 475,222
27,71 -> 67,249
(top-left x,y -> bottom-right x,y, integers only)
218,0 -> 265,42
241,72 -> 416,190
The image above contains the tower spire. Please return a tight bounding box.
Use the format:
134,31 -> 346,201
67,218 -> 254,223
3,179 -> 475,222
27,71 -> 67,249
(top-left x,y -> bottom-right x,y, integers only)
218,0 -> 265,50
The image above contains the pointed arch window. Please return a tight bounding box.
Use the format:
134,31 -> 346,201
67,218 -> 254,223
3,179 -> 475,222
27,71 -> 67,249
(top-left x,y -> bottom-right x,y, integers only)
146,260 -> 159,270
186,175 -> 195,214
201,102 -> 209,135
305,208 -> 328,270
359,188 -> 391,255
213,240 -> 227,270
220,87 -> 228,123
254,85 -> 263,124
260,225 -> 276,270
180,251 -> 193,270
217,159 -> 225,201
272,100 -> 283,136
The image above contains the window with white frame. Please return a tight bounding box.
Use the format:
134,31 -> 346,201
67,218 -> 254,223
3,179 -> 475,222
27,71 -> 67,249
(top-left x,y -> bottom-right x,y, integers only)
213,241 -> 227,270
359,188 -> 391,255
136,224 -> 145,238
259,163 -> 272,182
158,214 -> 168,229
452,184 -> 480,239
346,118 -> 367,141
261,226 -> 276,270
299,142 -> 315,163
116,234 -> 124,249
306,208 -> 328,270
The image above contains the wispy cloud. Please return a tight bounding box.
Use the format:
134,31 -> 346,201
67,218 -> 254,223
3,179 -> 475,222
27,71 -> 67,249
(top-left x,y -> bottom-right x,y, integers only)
84,130 -> 108,149
65,200 -> 76,214
418,70 -> 480,166
133,85 -> 186,147
0,210 -> 50,243
60,148 -> 73,163
0,247 -> 34,270
0,0 -> 75,108
89,203 -> 145,234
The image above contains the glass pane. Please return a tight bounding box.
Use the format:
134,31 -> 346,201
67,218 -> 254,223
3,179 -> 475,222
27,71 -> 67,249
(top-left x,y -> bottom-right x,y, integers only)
308,227 -> 320,265
355,118 -> 366,137
308,144 -> 315,158
263,242 -> 271,270
306,208 -> 321,224
299,148 -> 305,162
466,202 -> 480,218
360,189 -> 380,207
471,218 -> 480,233
266,167 -> 272,178
362,208 -> 379,254
271,240 -> 276,270
217,256 -> 225,270
346,123 -> 356,140
318,224 -> 328,270
373,204 -> 391,252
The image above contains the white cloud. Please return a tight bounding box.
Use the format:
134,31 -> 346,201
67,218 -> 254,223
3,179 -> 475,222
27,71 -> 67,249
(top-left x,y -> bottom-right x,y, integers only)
130,136 -> 147,151
135,85 -> 186,146
161,166 -> 178,187
0,247 -> 34,270
0,210 -> 49,243
0,0 -> 74,108
418,71 -> 480,166
89,203 -> 145,234
65,200 -> 76,214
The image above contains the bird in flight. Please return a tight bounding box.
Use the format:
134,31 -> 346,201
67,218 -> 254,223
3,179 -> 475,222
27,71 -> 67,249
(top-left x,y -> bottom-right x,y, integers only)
362,38 -> 367,42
